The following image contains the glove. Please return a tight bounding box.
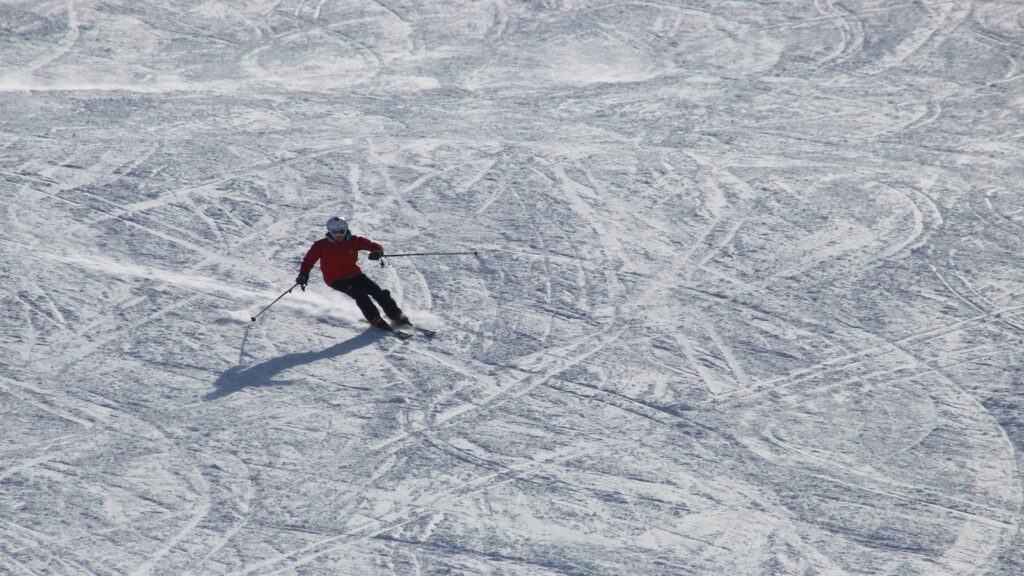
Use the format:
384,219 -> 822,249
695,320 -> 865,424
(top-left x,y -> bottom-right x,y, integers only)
368,250 -> 384,261
295,271 -> 309,290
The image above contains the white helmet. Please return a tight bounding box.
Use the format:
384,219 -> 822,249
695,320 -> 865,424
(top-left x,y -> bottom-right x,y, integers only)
326,217 -> 350,241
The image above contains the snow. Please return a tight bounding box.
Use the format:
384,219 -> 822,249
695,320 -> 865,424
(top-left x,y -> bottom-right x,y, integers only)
2,1 -> 1024,575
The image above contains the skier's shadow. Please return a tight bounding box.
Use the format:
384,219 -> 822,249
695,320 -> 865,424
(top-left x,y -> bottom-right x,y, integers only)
206,330 -> 383,400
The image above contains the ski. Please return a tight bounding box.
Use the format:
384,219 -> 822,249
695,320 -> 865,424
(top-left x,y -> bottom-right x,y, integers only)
413,326 -> 436,338
361,322 -> 413,340
362,319 -> 433,340
373,325 -> 413,340
395,323 -> 435,338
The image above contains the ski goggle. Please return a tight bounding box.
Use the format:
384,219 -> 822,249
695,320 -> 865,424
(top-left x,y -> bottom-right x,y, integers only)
329,228 -> 348,239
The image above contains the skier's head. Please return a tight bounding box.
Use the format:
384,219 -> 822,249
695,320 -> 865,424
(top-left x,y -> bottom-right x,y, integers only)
326,217 -> 351,241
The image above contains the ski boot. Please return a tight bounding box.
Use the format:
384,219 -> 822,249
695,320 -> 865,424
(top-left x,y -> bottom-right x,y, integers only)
368,317 -> 393,331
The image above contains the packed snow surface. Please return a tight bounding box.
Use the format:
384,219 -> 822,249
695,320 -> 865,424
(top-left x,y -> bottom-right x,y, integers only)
2,1 -> 1024,575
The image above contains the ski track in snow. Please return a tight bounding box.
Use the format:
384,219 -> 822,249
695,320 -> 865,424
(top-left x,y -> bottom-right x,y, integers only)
2,1 -> 1024,575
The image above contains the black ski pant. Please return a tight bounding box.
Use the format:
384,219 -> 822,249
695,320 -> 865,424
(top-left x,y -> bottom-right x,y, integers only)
330,274 -> 403,323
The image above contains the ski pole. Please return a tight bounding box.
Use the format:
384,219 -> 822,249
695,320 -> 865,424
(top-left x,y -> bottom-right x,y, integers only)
383,251 -> 480,257
250,283 -> 299,322
375,251 -> 480,268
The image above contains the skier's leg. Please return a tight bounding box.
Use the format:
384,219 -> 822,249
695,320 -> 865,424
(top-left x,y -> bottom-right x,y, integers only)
331,277 -> 384,323
354,275 -> 405,321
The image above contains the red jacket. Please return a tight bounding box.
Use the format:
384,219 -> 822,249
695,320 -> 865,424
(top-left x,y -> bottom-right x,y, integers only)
300,235 -> 382,285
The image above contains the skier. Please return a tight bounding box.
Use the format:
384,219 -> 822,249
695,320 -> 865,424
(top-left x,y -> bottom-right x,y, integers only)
295,217 -> 409,332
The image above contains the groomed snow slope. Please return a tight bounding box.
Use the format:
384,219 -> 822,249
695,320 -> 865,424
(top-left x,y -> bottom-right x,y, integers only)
2,1 -> 1023,575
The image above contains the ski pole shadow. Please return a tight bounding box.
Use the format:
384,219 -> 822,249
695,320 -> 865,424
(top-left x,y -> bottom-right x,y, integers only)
206,330 -> 383,400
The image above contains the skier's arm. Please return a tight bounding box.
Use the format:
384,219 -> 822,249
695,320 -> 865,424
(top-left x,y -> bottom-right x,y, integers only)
361,237 -> 385,260
296,242 -> 322,288
299,241 -> 323,275
352,236 -> 384,254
